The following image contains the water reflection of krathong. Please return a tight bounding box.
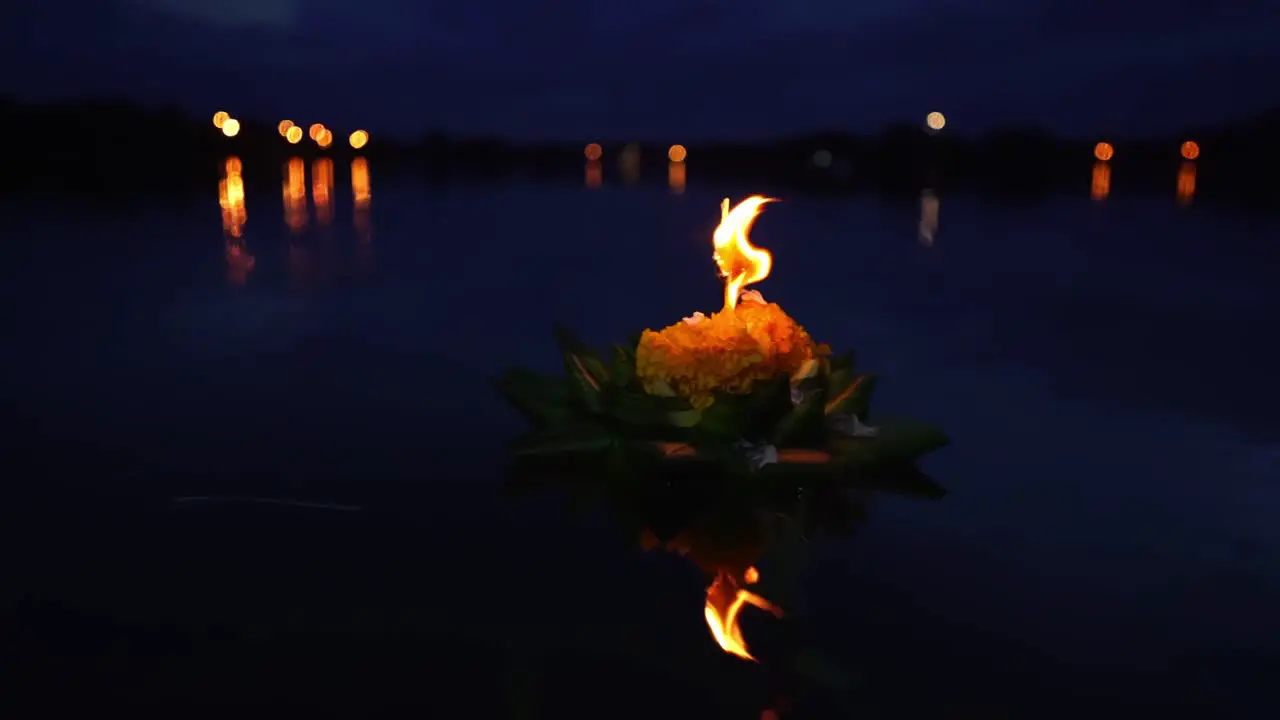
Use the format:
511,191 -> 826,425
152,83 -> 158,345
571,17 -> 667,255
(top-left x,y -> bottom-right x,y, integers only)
504,444 -> 945,714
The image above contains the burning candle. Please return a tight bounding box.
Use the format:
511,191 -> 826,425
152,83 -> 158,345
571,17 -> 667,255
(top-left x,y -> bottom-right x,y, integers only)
712,196 -> 775,311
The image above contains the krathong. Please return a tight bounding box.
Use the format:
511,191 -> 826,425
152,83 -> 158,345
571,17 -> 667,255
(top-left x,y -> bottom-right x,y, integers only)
498,196 -> 949,662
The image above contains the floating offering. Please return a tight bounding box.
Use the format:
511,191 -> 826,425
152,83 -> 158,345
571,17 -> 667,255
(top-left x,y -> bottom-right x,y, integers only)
498,196 -> 949,661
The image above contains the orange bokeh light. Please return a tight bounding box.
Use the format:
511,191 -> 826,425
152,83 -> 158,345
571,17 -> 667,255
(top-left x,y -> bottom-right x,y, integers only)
1181,141 -> 1200,161
285,125 -> 303,144
349,130 -> 369,150
1093,142 -> 1114,162
278,120 -> 295,136
221,118 -> 241,137
316,129 -> 333,149
309,123 -> 326,141
584,143 -> 603,161
668,144 -> 687,163
212,111 -> 229,129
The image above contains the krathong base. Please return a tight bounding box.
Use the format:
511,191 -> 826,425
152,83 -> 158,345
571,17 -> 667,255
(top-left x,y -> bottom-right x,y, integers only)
497,312 -> 948,486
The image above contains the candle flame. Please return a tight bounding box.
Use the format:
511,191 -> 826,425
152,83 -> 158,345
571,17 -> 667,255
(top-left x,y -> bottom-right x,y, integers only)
713,196 -> 775,310
703,566 -> 780,661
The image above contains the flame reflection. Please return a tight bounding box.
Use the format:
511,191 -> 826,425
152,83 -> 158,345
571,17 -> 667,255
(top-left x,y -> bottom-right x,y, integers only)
312,158 -> 334,226
919,188 -> 939,246
585,160 -> 602,189
1177,161 -> 1196,206
1091,161 -> 1111,202
282,157 -> 308,233
638,525 -> 781,663
704,567 -> 781,662
218,156 -> 254,284
668,161 -> 686,193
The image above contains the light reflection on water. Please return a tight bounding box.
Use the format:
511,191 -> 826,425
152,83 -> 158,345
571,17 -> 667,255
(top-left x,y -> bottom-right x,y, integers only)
7,170 -> 1280,714
218,156 -> 254,285
1178,161 -> 1197,206
283,157 -> 308,234
312,157 -> 335,227
668,161 -> 686,194
353,157 -> 374,276
1091,161 -> 1111,202
918,187 -> 938,246
221,154 -> 375,288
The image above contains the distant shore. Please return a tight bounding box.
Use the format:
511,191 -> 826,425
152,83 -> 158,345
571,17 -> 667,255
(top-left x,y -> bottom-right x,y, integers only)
2,97 -> 1277,207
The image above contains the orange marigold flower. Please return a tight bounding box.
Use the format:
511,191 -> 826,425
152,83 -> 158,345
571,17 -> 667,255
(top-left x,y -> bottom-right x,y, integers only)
635,295 -> 823,409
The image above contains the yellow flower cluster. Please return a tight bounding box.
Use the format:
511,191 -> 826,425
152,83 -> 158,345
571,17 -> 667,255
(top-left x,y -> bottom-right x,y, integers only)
635,295 -> 828,409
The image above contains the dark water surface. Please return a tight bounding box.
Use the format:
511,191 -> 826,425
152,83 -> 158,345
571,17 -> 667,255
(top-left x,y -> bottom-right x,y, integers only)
3,161 -> 1279,716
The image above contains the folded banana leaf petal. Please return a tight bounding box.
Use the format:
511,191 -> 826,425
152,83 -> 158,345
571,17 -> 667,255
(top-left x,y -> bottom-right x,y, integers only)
553,323 -> 609,413
496,369 -> 575,427
826,417 -> 949,470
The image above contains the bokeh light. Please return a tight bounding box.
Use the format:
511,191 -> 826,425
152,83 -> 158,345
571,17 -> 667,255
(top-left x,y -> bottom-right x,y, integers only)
277,120 -> 295,136
667,144 -> 687,163
1093,142 -> 1114,162
221,118 -> 241,137
584,143 -> 603,161
925,111 -> 946,131
309,123 -> 326,141
1180,141 -> 1200,161
212,111 -> 229,129
349,130 -> 369,150
285,125 -> 303,144
316,129 -> 333,149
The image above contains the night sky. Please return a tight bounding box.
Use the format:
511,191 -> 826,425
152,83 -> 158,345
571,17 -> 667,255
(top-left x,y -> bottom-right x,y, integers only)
4,0 -> 1278,140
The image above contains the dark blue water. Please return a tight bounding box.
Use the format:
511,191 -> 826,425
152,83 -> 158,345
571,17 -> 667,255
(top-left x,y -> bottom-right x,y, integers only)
3,161 -> 1279,716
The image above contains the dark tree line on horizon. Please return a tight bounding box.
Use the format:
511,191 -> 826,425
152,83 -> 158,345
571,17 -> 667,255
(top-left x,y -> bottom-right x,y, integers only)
2,96 -> 1276,204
